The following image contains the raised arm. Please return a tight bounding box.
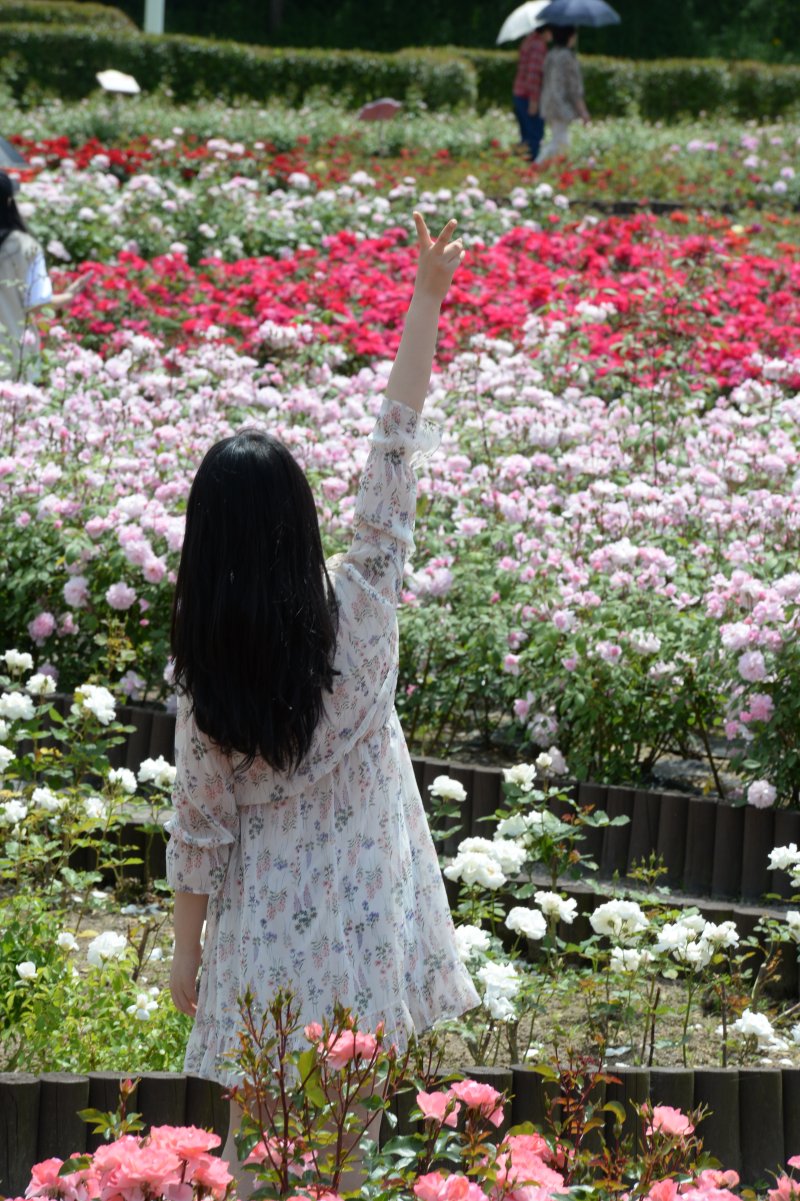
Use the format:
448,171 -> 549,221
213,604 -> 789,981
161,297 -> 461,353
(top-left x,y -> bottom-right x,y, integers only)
341,213 -> 464,603
384,212 -> 464,414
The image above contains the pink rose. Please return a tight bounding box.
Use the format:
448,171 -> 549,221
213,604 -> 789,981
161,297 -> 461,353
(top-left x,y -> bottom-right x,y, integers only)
747,780 -> 776,809
503,654 -> 521,676
788,1157 -> 800,1170
646,1105 -> 695,1138
304,1021 -> 323,1041
413,1172 -> 486,1201
63,575 -> 90,608
648,1180 -> 679,1201
769,1177 -> 800,1201
323,1029 -> 378,1069
738,650 -> 767,682
148,1126 -> 221,1158
449,1079 -> 505,1127
416,1090 -> 461,1128
105,582 -> 137,611
28,611 -> 56,644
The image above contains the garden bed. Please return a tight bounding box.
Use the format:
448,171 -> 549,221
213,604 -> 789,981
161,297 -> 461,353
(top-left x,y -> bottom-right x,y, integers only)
99,698 -> 800,905
2,1063 -> 800,1192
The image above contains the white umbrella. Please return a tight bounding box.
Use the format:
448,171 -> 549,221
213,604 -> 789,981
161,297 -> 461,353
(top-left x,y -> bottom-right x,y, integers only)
96,69 -> 141,95
496,0 -> 550,44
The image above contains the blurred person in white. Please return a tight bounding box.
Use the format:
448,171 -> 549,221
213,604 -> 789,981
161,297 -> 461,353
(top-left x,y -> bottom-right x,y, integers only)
535,24 -> 590,164
0,172 -> 86,380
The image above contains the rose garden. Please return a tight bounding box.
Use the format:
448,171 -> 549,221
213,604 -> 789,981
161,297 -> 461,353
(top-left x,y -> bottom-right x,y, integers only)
2,4 -> 800,1199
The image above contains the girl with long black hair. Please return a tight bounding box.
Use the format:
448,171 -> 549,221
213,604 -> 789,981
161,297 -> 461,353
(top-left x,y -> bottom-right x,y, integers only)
0,173 -> 84,379
167,212 -> 479,1183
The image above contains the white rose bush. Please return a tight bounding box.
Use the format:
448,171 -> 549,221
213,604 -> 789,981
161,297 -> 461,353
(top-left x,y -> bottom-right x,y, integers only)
436,765 -> 800,1070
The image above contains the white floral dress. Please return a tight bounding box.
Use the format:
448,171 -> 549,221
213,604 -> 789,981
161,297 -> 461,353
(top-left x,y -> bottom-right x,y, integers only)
166,397 -> 479,1086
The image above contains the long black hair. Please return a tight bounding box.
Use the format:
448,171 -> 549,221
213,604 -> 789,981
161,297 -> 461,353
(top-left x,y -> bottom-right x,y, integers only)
171,429 -> 339,773
0,174 -> 28,249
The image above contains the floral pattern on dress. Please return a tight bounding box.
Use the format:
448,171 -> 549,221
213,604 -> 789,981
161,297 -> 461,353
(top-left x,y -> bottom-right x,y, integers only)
166,397 -> 479,1086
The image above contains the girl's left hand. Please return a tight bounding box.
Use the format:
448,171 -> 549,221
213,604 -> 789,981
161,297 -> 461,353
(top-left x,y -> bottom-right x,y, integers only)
412,212 -> 465,305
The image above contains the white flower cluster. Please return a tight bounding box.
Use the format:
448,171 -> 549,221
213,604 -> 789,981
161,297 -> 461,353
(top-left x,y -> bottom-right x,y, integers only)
502,764 -> 537,793
75,684 -> 116,725
138,756 -> 177,789
86,930 -> 127,967
428,775 -> 468,802
0,692 -> 35,722
3,650 -> 34,673
722,1007 -> 789,1055
768,843 -> 800,888
476,959 -> 521,1021
453,924 -> 491,963
590,899 -> 650,944
109,767 -> 138,795
654,913 -> 739,972
444,835 -> 527,890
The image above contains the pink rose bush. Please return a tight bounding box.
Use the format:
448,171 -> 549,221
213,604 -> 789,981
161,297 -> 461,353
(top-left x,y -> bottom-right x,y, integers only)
20,1127 -> 231,1201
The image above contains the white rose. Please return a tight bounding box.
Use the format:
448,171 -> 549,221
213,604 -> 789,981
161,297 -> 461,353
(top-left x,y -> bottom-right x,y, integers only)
503,764 -> 537,792
31,786 -> 64,812
137,756 -> 177,789
610,947 -> 652,973
108,767 -> 137,795
83,795 -> 109,822
428,775 -> 468,802
0,745 -> 14,775
1,798 -> 27,824
16,961 -> 38,980
444,851 -> 507,890
702,920 -> 739,948
453,925 -> 491,962
590,899 -> 649,943
76,684 -> 116,726
0,692 -> 35,722
768,844 -> 800,872
27,673 -> 57,697
86,931 -> 127,967
534,890 -> 578,924
506,907 -> 547,940
57,932 -> 79,952
4,650 -> 34,672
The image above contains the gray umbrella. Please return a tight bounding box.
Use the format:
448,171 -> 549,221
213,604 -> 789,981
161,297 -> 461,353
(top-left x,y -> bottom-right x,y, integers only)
538,0 -> 620,26
0,137 -> 27,168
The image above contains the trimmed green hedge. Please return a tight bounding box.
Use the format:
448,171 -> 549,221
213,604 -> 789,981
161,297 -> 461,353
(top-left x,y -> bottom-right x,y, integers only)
1,22 -> 799,118
0,0 -> 134,29
0,25 -> 477,108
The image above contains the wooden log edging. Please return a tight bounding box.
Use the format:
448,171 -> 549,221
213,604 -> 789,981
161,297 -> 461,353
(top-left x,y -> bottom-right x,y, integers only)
2,1066 -> 799,1192
90,704 -> 800,902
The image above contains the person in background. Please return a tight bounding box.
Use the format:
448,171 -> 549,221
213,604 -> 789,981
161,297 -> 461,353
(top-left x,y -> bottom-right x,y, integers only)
0,172 -> 85,380
535,24 -> 590,164
512,23 -> 551,163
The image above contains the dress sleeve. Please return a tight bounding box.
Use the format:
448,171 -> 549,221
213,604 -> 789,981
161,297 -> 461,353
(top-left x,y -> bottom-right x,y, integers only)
343,397 -> 439,605
24,251 -> 53,309
165,695 -> 239,895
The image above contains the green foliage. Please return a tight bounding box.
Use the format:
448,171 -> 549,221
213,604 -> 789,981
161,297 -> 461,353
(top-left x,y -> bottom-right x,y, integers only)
2,21 -> 798,119
0,25 -> 477,109
0,0 -> 134,29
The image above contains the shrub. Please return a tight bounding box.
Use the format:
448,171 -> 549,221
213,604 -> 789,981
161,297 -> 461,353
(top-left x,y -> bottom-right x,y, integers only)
2,22 -> 799,117
0,0 -> 134,30
0,25 -> 477,108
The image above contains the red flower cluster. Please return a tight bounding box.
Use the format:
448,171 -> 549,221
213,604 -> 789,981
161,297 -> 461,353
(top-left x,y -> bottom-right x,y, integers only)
63,217 -> 800,391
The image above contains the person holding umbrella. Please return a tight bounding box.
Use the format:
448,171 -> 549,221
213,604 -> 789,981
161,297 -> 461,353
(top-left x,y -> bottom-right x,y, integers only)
533,0 -> 619,163
535,24 -> 590,163
510,17 -> 552,162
